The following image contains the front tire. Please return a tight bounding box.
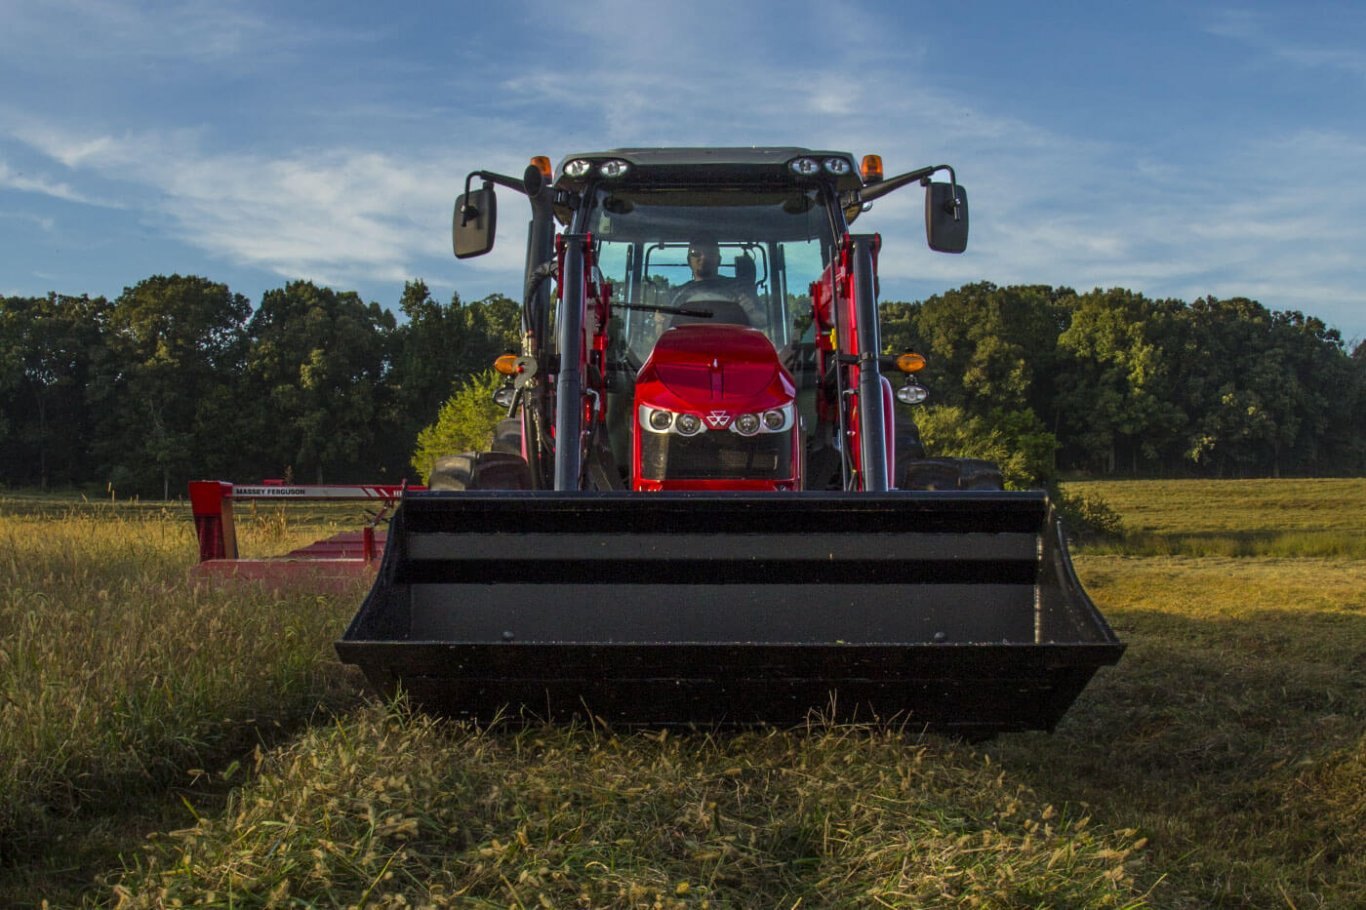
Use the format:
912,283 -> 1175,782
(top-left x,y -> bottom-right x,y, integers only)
429,451 -> 532,491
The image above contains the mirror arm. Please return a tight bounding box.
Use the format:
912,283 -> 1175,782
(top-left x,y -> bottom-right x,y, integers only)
919,165 -> 962,222
460,169 -> 528,224
843,163 -> 958,210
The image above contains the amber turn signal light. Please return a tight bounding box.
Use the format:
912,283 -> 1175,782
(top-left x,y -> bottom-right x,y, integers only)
494,354 -> 521,375
894,352 -> 926,373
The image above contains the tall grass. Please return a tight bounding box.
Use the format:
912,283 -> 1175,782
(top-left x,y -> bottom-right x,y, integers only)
2,481 -> 1362,907
0,500 -> 364,893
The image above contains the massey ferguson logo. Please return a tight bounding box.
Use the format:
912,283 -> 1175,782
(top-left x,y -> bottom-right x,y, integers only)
705,411 -> 731,429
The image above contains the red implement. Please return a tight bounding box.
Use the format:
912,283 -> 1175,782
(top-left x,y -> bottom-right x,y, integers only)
188,480 -> 420,590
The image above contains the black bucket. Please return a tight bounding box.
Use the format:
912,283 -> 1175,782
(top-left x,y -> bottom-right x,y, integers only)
336,491 -> 1123,734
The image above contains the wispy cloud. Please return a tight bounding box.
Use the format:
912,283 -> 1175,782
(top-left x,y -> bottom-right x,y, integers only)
0,159 -> 106,205
6,118 -> 533,290
0,0 -> 335,67
1203,8 -> 1366,79
0,209 -> 56,234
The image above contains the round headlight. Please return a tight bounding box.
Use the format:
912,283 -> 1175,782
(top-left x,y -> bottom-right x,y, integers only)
598,159 -> 629,178
676,413 -> 703,436
788,157 -> 820,177
648,408 -> 673,431
823,157 -> 852,175
563,159 -> 593,179
734,413 -> 761,436
762,408 -> 787,431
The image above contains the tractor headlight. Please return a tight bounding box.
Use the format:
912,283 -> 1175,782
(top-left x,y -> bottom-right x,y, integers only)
762,408 -> 788,431
896,382 -> 929,405
675,413 -> 703,436
733,413 -> 761,436
598,159 -> 630,178
648,408 -> 673,432
788,157 -> 821,177
563,158 -> 593,179
823,157 -> 852,175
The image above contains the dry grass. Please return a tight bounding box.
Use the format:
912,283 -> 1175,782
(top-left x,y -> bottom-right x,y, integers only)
990,555 -> 1365,908
111,702 -> 1150,909
0,498 -> 366,899
1,481 -> 1362,908
1066,478 -> 1366,557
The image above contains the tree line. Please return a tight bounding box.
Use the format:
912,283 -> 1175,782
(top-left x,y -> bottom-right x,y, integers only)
0,276 -> 518,497
881,283 -> 1364,480
1,275 -> 1361,497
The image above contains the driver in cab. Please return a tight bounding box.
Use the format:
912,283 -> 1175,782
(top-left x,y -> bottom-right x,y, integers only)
669,237 -> 762,328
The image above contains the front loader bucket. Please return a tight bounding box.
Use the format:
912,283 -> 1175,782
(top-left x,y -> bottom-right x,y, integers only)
336,491 -> 1123,735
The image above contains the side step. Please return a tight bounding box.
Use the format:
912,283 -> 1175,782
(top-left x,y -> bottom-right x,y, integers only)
336,491 -> 1124,734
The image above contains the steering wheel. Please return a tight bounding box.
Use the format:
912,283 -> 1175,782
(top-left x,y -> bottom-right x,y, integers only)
668,283 -> 753,326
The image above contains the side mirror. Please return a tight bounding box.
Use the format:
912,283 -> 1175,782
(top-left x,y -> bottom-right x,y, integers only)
925,181 -> 968,254
453,184 -> 497,259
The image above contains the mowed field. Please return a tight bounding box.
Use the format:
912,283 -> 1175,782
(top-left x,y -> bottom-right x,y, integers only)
0,480 -> 1362,908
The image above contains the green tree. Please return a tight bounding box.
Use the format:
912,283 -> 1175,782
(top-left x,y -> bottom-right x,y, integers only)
911,283 -> 1070,419
388,285 -> 522,474
1347,340 -> 1366,472
1175,298 -> 1352,476
391,281 -> 470,432
410,371 -> 504,483
878,301 -> 925,356
245,281 -> 397,483
93,276 -> 250,498
0,294 -> 111,489
1054,289 -> 1187,474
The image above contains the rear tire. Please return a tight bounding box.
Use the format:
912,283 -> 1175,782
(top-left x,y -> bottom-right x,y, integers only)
900,457 -> 1004,491
429,451 -> 532,491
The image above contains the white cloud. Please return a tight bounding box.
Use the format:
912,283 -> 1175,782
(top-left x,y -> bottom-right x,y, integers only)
0,209 -> 56,234
6,118 -> 537,291
0,0 -> 327,67
0,159 -> 105,205
1204,8 -> 1366,79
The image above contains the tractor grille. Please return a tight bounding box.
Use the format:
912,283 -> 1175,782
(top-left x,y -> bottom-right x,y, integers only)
641,430 -> 793,481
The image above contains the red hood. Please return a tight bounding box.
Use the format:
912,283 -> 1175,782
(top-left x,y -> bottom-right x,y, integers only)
637,324 -> 794,409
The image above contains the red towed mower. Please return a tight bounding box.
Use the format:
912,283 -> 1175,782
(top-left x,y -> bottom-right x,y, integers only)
189,480 -> 420,590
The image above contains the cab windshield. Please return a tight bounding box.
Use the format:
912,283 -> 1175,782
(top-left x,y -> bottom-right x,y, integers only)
585,187 -> 836,362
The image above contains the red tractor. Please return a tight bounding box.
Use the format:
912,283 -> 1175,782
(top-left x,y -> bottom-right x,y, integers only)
337,148 -> 1122,735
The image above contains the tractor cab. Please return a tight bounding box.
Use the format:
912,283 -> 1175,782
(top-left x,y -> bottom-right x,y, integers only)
579,183 -> 835,490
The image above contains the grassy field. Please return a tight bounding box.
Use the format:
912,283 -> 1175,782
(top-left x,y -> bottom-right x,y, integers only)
0,481 -> 1362,908
1069,477 -> 1366,557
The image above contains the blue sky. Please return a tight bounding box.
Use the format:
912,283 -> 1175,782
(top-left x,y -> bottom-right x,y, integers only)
2,0 -> 1363,344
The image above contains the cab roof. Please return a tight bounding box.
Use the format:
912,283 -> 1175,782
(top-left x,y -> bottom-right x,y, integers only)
554,147 -> 863,192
